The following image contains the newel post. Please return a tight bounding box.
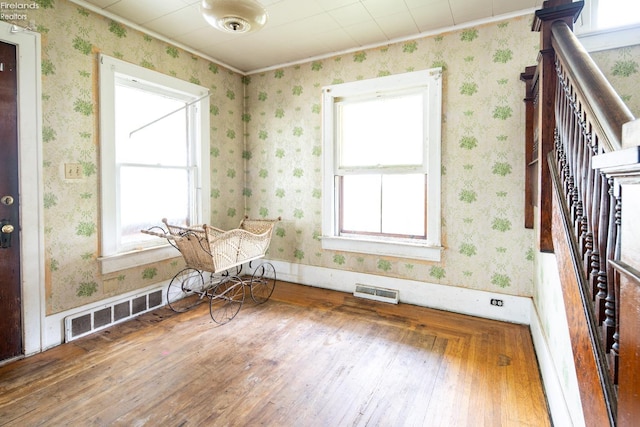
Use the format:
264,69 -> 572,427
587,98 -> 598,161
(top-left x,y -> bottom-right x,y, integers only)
531,0 -> 584,252
520,66 -> 536,230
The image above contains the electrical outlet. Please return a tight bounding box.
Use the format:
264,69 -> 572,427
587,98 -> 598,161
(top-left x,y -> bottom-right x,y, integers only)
490,298 -> 504,307
65,163 -> 83,179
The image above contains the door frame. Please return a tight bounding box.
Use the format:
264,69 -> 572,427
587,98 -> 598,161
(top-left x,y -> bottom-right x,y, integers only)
0,21 -> 44,357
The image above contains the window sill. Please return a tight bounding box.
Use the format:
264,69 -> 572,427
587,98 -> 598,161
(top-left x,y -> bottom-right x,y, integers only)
99,244 -> 181,275
321,236 -> 442,262
577,23 -> 640,53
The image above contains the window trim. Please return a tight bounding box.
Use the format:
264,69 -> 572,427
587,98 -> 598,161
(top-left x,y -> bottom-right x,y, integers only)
321,69 -> 443,261
575,0 -> 640,51
98,54 -> 210,274
577,23 -> 640,53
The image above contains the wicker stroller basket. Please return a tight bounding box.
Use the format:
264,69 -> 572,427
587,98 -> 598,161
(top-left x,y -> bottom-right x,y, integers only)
143,217 -> 279,274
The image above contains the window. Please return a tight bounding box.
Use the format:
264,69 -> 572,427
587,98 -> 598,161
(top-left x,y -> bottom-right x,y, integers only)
593,0 -> 640,30
322,69 -> 442,261
576,0 -> 640,51
99,55 -> 210,273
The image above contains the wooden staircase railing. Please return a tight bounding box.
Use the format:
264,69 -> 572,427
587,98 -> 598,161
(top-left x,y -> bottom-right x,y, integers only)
522,1 -> 640,425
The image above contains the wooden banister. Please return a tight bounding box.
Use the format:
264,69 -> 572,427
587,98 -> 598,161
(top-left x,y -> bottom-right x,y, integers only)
528,0 -> 584,252
551,21 -> 634,153
524,1 -> 640,425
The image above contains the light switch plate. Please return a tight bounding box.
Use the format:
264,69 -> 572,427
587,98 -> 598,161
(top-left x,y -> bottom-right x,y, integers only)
65,163 -> 83,179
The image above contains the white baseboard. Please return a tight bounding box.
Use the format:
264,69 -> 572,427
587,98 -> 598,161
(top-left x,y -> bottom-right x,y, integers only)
529,303 -> 577,427
43,260 -> 529,348
269,259 -> 532,324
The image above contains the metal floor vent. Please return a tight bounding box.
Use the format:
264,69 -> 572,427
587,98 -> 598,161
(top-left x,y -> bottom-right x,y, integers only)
354,284 -> 399,304
64,288 -> 164,342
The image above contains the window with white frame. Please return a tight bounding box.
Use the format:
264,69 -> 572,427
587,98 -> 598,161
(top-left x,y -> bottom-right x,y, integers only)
322,69 -> 442,261
576,0 -> 640,51
99,55 -> 210,273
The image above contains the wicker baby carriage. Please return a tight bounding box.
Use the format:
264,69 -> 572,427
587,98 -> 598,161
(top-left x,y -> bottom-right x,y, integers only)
142,216 -> 280,325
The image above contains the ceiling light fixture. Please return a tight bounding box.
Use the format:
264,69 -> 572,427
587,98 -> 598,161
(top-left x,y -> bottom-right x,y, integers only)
201,0 -> 268,34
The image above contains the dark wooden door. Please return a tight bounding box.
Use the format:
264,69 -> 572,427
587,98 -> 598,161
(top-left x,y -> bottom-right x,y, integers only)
0,41 -> 22,360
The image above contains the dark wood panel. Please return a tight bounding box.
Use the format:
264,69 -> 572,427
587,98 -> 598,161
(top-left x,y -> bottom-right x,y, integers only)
0,282 -> 550,426
0,40 -> 22,361
551,173 -> 611,426
615,265 -> 640,426
612,181 -> 640,426
520,65 -> 537,230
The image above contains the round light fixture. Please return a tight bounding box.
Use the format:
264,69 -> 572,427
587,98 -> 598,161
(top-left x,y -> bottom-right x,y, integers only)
201,0 -> 268,34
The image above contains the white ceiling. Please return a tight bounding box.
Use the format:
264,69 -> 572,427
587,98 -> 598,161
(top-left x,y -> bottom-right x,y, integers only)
73,0 -> 543,73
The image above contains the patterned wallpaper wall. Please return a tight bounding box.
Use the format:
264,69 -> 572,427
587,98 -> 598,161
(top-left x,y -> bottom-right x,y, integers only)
244,15 -> 540,297
592,44 -> 640,117
19,1 -> 636,316
24,0 -> 244,314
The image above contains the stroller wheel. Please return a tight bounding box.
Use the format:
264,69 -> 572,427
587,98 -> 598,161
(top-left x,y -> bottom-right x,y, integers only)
167,268 -> 205,312
209,276 -> 245,324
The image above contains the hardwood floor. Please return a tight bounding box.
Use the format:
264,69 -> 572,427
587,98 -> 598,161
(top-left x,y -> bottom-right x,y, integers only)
0,281 -> 550,426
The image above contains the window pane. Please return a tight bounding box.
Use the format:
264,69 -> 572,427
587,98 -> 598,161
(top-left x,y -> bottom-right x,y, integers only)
341,175 -> 381,233
341,174 -> 426,237
381,174 -> 425,236
338,93 -> 423,168
597,0 -> 640,29
120,166 -> 190,246
115,84 -> 187,166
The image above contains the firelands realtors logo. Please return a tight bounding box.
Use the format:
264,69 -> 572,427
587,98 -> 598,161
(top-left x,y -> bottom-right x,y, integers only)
1,2 -> 39,21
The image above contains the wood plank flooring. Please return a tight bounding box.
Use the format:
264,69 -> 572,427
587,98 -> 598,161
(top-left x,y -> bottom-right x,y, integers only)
0,281 -> 550,426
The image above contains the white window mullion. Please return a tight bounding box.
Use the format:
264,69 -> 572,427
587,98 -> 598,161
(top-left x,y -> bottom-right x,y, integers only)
379,175 -> 384,234
114,162 -> 122,253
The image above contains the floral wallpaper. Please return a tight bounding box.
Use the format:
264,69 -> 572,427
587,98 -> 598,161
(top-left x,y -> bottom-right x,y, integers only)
17,0 -> 245,314
591,44 -> 640,118
18,1 -> 633,316
244,16 -> 540,297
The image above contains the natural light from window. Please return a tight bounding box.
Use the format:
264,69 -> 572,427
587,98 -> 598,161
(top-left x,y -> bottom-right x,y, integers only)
341,174 -> 425,237
597,0 -> 640,29
339,94 -> 424,168
337,93 -> 426,238
115,84 -> 191,248
322,68 -> 442,261
98,54 -> 210,273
